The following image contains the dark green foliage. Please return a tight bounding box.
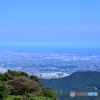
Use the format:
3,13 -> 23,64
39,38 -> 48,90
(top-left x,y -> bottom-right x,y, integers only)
41,87 -> 59,100
0,81 -> 10,100
41,87 -> 54,97
5,69 -> 20,77
0,73 -> 7,81
30,75 -> 39,81
0,70 -> 59,100
41,71 -> 100,92
30,75 -> 43,87
4,69 -> 28,78
18,71 -> 29,77
41,71 -> 100,100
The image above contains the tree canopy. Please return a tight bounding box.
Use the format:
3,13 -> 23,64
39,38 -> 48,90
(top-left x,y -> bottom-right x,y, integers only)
8,75 -> 40,96
0,69 -> 59,100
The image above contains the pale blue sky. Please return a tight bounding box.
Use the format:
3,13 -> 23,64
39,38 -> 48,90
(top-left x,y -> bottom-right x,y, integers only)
0,0 -> 100,48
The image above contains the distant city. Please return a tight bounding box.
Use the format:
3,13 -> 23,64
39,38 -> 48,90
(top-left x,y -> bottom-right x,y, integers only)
0,50 -> 100,79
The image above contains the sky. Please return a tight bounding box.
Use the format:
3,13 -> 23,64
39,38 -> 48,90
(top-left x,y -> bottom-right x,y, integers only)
0,0 -> 100,50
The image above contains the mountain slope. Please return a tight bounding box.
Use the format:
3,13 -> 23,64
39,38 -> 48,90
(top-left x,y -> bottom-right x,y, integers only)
41,71 -> 100,100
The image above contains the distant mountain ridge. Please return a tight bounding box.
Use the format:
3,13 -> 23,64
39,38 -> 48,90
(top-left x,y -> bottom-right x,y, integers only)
40,71 -> 100,100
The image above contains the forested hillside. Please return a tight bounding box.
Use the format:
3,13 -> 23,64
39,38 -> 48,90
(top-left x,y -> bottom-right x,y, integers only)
1,70 -> 100,100
0,69 -> 59,100
41,71 -> 100,100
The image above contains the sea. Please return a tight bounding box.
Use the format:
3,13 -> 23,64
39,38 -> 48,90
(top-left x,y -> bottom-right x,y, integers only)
0,45 -> 100,55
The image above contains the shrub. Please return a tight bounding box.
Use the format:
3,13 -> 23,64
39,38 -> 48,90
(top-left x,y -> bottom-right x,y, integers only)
5,96 -> 23,100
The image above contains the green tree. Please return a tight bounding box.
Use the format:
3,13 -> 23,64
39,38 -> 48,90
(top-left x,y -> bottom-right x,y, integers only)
4,69 -> 28,78
29,75 -> 39,82
0,70 -> 59,100
30,75 -> 43,87
8,75 -> 40,96
19,71 -> 29,77
0,73 -> 7,81
0,81 -> 10,100
41,87 -> 59,100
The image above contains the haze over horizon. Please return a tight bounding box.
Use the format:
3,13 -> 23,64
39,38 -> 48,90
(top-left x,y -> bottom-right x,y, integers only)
0,0 -> 100,53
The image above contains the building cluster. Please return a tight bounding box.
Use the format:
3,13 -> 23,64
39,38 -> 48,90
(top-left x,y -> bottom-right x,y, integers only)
0,50 -> 100,79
